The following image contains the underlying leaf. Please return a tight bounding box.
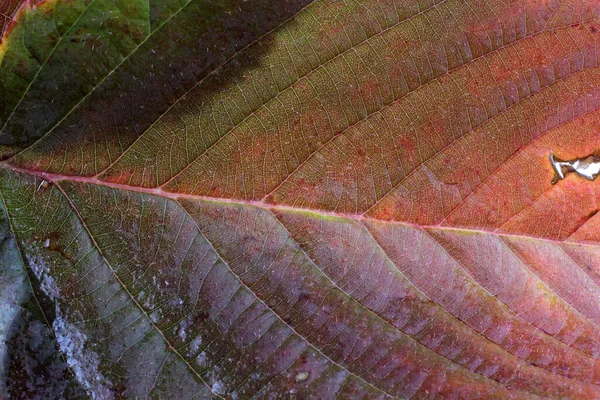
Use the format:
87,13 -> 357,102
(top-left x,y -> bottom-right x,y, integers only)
3,0 -> 600,398
0,183 -> 27,396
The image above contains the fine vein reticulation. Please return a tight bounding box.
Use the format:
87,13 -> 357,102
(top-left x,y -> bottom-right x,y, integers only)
4,0 -> 600,398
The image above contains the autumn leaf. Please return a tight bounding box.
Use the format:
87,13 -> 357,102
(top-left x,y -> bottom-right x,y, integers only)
3,0 -> 600,398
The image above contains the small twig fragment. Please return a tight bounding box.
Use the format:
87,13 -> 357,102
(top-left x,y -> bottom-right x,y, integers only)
37,179 -> 49,191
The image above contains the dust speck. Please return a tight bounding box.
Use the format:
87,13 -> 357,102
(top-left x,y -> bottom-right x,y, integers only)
295,371 -> 309,382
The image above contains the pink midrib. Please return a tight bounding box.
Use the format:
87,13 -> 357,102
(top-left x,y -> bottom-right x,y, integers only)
2,160 -> 599,249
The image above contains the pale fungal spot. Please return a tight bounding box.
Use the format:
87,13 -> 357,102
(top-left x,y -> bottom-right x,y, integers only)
53,307 -> 114,400
189,335 -> 202,355
550,152 -> 600,184
195,351 -> 207,367
295,371 -> 309,382
149,309 -> 162,323
177,317 -> 193,342
212,380 -> 226,395
25,253 -> 59,300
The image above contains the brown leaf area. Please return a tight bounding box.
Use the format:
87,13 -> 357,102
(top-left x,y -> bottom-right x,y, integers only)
4,0 -> 600,398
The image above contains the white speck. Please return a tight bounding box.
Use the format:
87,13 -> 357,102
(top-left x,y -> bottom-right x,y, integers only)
43,238 -> 50,248
295,371 -> 309,382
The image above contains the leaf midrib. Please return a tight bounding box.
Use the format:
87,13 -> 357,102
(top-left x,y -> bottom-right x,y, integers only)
2,161 -> 596,249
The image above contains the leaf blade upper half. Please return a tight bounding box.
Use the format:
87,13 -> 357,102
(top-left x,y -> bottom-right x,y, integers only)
3,0 -> 600,398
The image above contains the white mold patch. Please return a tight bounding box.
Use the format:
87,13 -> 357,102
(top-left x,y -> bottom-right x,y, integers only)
53,307 -> 114,400
24,248 -> 114,399
24,253 -> 59,301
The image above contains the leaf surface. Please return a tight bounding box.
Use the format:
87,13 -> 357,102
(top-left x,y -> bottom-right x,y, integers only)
2,0 -> 600,398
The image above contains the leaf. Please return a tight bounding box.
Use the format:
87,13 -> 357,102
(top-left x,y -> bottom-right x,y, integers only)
2,0 -> 600,398
0,0 -> 29,38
